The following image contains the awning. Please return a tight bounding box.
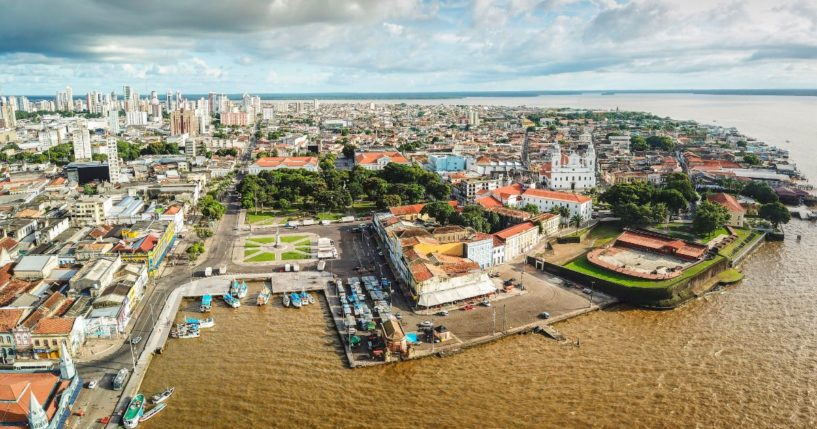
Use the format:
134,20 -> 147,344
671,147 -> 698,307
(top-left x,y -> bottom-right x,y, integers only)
417,280 -> 496,307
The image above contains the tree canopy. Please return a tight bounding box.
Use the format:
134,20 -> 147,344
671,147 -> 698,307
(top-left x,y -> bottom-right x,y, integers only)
758,202 -> 791,227
692,200 -> 730,234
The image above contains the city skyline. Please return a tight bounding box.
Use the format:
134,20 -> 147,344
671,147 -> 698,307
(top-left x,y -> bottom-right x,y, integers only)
2,0 -> 817,94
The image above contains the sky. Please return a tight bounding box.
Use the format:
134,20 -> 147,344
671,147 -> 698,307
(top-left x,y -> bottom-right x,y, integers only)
1,0 -> 816,95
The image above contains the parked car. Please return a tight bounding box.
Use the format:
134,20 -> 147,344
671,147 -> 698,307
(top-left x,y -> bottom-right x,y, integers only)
87,380 -> 98,389
481,299 -> 492,307
582,288 -> 592,295
436,310 -> 449,317
462,304 -> 475,311
539,311 -> 551,320
130,336 -> 142,345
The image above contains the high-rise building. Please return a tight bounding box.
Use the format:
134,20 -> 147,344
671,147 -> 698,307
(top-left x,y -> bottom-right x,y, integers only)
72,123 -> 92,160
0,102 -> 15,128
65,86 -> 74,112
184,136 -> 197,158
125,111 -> 147,126
107,138 -> 121,183
150,91 -> 162,118
262,107 -> 275,122
220,111 -> 249,127
108,110 -> 120,135
170,109 -> 199,136
467,108 -> 480,127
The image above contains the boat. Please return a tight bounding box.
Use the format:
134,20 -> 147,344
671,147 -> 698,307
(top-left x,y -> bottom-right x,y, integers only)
186,317 -> 214,328
290,292 -> 302,308
230,279 -> 248,298
151,387 -> 175,404
300,290 -> 309,305
140,402 -> 167,422
223,293 -> 241,308
283,293 -> 290,307
305,292 -> 315,305
122,394 -> 145,428
257,286 -> 271,306
176,329 -> 200,339
199,294 -> 212,313
170,323 -> 200,339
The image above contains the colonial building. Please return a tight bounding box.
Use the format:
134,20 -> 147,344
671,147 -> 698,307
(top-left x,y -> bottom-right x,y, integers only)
248,157 -> 319,174
539,143 -> 596,191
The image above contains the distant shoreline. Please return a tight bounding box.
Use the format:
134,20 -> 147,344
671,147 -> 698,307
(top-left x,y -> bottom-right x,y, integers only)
13,89 -> 817,101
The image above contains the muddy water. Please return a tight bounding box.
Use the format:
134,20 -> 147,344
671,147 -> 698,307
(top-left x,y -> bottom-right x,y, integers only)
140,225 -> 817,429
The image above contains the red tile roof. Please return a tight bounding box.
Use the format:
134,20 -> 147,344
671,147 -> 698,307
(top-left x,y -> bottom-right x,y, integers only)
0,237 -> 18,251
354,151 -> 408,165
490,184 -> 524,198
32,317 -> 75,335
494,221 -> 537,240
0,372 -> 63,424
475,196 -> 503,209
255,156 -> 318,168
707,193 -> 746,214
522,188 -> 592,204
0,308 -> 24,332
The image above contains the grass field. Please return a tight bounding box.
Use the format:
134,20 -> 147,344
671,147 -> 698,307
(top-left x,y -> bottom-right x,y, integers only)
244,249 -> 257,257
280,235 -> 309,243
585,224 -> 621,246
247,236 -> 278,244
281,251 -> 308,260
246,252 -> 277,262
564,254 -> 726,289
654,223 -> 728,243
718,268 -> 744,283
717,228 -> 756,258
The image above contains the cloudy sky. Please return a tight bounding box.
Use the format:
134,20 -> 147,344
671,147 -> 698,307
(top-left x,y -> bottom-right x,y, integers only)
1,0 -> 816,95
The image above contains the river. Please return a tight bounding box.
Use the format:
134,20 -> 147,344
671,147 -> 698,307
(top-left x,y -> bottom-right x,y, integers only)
141,94 -> 817,428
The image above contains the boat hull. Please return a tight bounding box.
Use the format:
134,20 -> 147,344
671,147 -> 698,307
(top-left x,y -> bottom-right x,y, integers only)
123,394 -> 145,428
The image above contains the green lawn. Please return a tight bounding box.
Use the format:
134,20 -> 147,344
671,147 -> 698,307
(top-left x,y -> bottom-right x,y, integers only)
316,212 -> 342,221
351,201 -> 376,215
246,252 -> 277,262
717,228 -> 756,258
563,254 -> 726,289
718,268 -> 744,283
244,249 -> 259,257
245,243 -> 259,248
654,223 -> 728,243
296,246 -> 312,252
281,251 -> 308,260
280,235 -> 309,243
246,209 -> 298,224
248,236 -> 278,244
585,224 -> 621,246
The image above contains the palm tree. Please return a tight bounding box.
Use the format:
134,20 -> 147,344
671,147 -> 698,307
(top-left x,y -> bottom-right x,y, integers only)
570,214 -> 583,230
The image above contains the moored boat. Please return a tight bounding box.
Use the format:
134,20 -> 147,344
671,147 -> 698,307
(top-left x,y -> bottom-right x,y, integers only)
151,387 -> 175,404
223,293 -> 241,308
290,292 -> 302,308
283,293 -> 290,307
186,317 -> 214,328
200,294 -> 212,313
140,402 -> 167,422
305,292 -> 315,305
231,279 -> 248,298
123,394 -> 145,428
257,286 -> 271,306
300,290 -> 309,305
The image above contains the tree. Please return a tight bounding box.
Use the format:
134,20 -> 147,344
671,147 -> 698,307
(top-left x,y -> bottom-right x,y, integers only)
186,241 -> 205,261
693,200 -> 730,234
363,177 -> 390,199
82,184 -> 97,195
741,181 -> 779,204
92,153 -> 108,162
196,227 -> 214,239
198,195 -> 225,220
521,204 -> 540,215
342,144 -> 356,160
646,135 -> 675,151
758,202 -> 791,227
421,201 -> 457,224
743,153 -> 761,166
630,135 -> 648,151
663,173 -> 697,202
376,194 -> 402,210
656,189 -> 688,214
570,214 -> 583,229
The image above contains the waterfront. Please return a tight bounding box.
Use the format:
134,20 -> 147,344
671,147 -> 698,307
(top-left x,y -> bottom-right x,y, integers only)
136,95 -> 817,428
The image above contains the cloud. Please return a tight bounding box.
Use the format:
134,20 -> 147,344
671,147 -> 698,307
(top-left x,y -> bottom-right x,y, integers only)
1,0 -> 816,93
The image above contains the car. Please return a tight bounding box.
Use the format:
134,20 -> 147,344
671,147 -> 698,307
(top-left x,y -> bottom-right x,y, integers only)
503,279 -> 515,286
481,299 -> 492,307
130,336 -> 142,345
539,311 -> 551,320
87,380 -> 98,389
395,313 -> 402,320
436,310 -> 449,316
582,288 -> 592,295
462,304 -> 475,311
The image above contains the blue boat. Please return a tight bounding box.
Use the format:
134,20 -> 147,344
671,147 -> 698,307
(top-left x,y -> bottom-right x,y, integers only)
230,280 -> 248,298
200,294 -> 212,312
290,292 -> 302,308
223,293 -> 240,308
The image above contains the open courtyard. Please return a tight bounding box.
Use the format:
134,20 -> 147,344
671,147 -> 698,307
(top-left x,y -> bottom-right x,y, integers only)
239,233 -> 316,264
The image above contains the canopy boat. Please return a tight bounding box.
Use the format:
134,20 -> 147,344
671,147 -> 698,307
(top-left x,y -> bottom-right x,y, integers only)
283,293 -> 290,307
123,394 -> 145,428
200,294 -> 212,313
185,317 -> 214,328
257,286 -> 271,306
290,292 -> 302,308
304,292 -> 315,305
300,291 -> 309,305
151,387 -> 175,404
140,402 -> 167,422
223,293 -> 240,308
230,279 -> 248,298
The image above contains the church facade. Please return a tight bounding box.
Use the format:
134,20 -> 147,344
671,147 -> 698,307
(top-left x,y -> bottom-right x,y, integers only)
539,143 -> 597,191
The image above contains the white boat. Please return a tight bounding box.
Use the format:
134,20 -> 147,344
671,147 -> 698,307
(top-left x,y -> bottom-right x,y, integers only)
177,330 -> 200,339
283,293 -> 290,307
306,292 -> 315,305
140,402 -> 167,422
257,286 -> 271,306
197,317 -> 214,328
151,387 -> 175,404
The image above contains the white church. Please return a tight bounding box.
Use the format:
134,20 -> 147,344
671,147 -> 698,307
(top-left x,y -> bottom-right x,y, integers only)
539,142 -> 597,191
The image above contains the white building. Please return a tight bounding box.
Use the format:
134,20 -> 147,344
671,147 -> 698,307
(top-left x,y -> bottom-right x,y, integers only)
539,143 -> 596,191
493,221 -> 539,261
106,138 -> 121,183
71,195 -> 113,226
125,111 -> 147,126
521,188 -> 593,222
108,109 -> 120,135
71,124 -> 92,161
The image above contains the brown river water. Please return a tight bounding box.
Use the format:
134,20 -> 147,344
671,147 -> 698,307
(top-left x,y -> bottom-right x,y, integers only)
141,95 -> 817,428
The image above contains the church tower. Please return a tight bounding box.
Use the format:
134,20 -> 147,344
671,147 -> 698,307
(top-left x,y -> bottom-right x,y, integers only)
550,143 -> 561,169
59,341 -> 76,380
28,392 -> 49,429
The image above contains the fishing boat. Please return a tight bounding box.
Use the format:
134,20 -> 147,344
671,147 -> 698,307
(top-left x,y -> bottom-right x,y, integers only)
283,293 -> 290,307
199,294 -> 212,313
151,387 -> 175,404
305,292 -> 315,305
185,317 -> 214,328
257,286 -> 271,306
290,292 -> 302,308
300,290 -> 309,305
140,402 -> 167,422
176,329 -> 200,339
223,293 -> 240,308
230,279 -> 248,298
122,394 -> 145,428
